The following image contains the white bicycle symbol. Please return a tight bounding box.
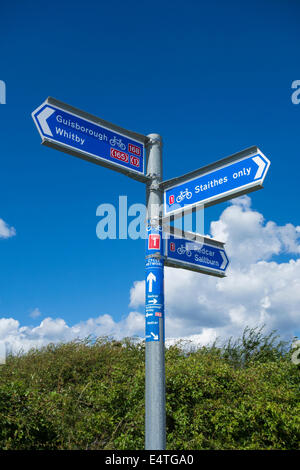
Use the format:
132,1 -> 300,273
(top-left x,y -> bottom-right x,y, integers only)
177,244 -> 192,257
110,136 -> 126,150
146,224 -> 163,232
176,188 -> 192,203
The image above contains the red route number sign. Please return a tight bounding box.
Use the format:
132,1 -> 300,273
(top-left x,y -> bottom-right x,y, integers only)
128,143 -> 141,156
148,234 -> 161,250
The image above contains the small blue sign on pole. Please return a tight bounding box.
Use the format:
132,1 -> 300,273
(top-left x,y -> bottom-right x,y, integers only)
162,147 -> 270,218
145,224 -> 164,342
164,226 -> 229,278
32,97 -> 148,182
145,258 -> 164,342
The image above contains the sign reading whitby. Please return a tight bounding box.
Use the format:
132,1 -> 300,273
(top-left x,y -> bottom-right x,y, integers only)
32,97 -> 148,181
163,146 -> 270,217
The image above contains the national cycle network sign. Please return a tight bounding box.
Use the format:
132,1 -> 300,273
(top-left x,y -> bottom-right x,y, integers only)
163,226 -> 229,277
163,147 -> 270,217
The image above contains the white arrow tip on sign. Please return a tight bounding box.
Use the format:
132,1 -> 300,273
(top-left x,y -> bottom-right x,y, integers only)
220,251 -> 228,270
36,107 -> 55,137
147,272 -> 156,282
252,156 -> 266,180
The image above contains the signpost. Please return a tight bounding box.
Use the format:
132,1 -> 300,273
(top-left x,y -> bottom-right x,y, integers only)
162,146 -> 270,218
32,97 -> 271,451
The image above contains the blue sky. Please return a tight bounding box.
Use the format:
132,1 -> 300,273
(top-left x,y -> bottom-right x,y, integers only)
0,0 -> 300,349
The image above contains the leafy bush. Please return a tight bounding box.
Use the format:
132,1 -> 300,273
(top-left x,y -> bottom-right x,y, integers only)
0,328 -> 298,450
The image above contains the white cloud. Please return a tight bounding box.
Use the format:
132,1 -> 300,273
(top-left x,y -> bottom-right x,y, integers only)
1,196 -> 299,353
130,196 -> 300,344
129,281 -> 145,309
210,196 -> 300,266
0,311 -> 145,354
29,308 -> 41,319
0,218 -> 16,239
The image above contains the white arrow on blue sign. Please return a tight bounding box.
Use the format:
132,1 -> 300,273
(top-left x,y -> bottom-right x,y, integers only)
164,226 -> 229,278
162,146 -> 270,218
32,97 -> 149,182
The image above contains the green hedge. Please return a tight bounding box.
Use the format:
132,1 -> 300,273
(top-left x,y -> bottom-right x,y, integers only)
0,328 -> 299,450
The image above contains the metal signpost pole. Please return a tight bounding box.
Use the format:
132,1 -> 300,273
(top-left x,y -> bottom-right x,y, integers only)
145,134 -> 166,450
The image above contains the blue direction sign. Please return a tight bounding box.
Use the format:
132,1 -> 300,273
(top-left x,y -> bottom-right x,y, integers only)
32,97 -> 148,181
162,147 -> 270,218
164,227 -> 229,277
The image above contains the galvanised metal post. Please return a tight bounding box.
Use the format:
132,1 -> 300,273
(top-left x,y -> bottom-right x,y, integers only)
145,133 -> 166,450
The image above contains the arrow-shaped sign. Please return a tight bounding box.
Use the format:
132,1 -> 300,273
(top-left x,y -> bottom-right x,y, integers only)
32,97 -> 148,182
148,298 -> 158,305
162,146 -> 270,219
163,226 -> 229,278
146,272 -> 156,293
145,312 -> 153,318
